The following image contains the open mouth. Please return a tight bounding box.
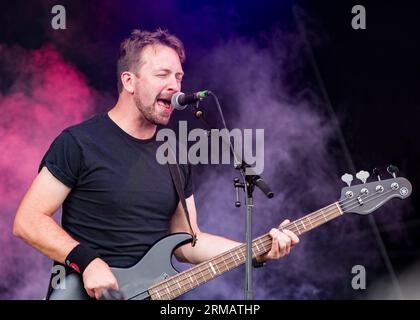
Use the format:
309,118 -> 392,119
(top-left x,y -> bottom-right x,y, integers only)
156,98 -> 172,112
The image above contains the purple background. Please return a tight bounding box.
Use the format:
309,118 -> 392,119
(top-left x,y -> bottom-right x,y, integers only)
0,0 -> 419,299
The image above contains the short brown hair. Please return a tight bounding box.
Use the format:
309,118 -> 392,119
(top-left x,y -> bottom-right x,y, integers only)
116,28 -> 186,93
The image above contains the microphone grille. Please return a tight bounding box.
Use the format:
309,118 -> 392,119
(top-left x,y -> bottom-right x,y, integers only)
171,92 -> 187,110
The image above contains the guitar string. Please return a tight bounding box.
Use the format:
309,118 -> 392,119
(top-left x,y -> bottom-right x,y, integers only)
241,188 -> 396,257
152,191 -> 398,300
253,188 -> 396,248
150,188 -> 396,299
149,202 -> 346,299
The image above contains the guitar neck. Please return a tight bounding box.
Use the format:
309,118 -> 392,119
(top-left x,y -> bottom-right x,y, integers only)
148,201 -> 344,300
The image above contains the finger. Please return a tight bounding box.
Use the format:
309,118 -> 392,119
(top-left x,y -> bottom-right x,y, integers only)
279,219 -> 290,227
268,229 -> 280,259
285,236 -> 291,255
278,233 -> 291,256
275,232 -> 288,258
94,288 -> 103,300
282,229 -> 300,245
111,280 -> 119,291
85,288 -> 95,298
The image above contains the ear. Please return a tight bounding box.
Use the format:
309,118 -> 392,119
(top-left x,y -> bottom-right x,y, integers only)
120,71 -> 136,94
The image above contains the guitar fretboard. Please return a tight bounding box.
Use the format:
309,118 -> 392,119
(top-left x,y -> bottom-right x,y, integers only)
148,201 -> 343,300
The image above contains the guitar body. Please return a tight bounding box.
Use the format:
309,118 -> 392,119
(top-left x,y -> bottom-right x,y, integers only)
48,233 -> 193,300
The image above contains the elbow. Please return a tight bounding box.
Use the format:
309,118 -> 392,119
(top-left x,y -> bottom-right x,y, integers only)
12,217 -> 23,238
174,247 -> 188,263
12,213 -> 27,239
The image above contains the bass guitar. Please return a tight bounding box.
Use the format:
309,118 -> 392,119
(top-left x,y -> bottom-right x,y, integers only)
49,167 -> 412,300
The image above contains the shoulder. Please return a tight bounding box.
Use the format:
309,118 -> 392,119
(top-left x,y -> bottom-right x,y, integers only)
62,113 -> 108,144
64,113 -> 106,136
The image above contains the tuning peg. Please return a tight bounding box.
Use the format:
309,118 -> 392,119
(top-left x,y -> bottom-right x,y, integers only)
356,170 -> 370,184
373,168 -> 381,181
387,165 -> 399,178
341,173 -> 353,186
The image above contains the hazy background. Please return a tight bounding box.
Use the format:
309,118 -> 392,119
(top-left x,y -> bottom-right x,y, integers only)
0,0 -> 419,299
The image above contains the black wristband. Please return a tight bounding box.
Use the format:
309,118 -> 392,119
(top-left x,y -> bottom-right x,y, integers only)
65,244 -> 99,274
252,257 -> 266,268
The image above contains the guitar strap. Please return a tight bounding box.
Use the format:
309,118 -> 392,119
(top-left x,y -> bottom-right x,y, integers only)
167,143 -> 197,247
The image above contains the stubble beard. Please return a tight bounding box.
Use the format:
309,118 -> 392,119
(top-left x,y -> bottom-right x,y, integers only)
134,92 -> 170,126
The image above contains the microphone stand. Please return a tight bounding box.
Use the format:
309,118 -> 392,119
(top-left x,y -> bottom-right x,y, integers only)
191,93 -> 273,300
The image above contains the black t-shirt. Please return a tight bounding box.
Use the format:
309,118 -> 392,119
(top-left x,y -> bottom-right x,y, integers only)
39,113 -> 193,268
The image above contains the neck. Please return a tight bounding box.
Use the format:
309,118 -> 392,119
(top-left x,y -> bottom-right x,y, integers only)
148,201 -> 345,300
108,96 -> 157,140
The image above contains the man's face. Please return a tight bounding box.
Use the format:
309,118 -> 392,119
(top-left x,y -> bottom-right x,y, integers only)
132,44 -> 183,126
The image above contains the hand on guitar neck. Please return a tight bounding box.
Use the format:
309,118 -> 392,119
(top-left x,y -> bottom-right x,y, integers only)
255,219 -> 300,264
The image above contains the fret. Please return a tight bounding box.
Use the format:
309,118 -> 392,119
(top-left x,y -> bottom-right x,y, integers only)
320,209 -> 327,222
235,251 -> 241,263
228,251 -> 234,267
325,206 -> 333,220
188,274 -> 194,286
181,274 -> 188,287
187,274 -> 193,290
335,202 -> 343,215
300,220 -> 306,230
165,280 -> 173,299
309,214 -> 319,228
315,213 -> 322,227
208,262 -> 216,276
214,260 -> 221,274
229,251 -> 238,267
222,257 -> 229,271
307,217 -> 313,229
259,238 -> 267,253
170,280 -> 180,298
176,279 -> 182,290
198,267 -> 206,282
293,221 -> 301,235
194,273 -> 200,287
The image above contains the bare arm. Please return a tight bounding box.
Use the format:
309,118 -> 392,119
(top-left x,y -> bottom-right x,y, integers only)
13,167 -> 77,263
170,195 -> 241,264
13,167 -> 118,299
170,194 -> 299,265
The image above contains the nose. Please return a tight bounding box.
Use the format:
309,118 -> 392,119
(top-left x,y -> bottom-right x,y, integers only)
166,74 -> 181,93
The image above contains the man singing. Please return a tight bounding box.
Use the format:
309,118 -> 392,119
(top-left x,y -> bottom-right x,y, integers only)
13,28 -> 299,299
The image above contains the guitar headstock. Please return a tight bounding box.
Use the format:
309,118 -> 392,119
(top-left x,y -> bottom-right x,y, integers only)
339,166 -> 412,215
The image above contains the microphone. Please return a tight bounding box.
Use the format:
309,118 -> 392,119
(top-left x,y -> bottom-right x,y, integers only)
171,90 -> 210,110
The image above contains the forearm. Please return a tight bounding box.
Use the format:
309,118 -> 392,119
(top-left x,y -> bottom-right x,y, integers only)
175,232 -> 241,264
13,212 -> 78,264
